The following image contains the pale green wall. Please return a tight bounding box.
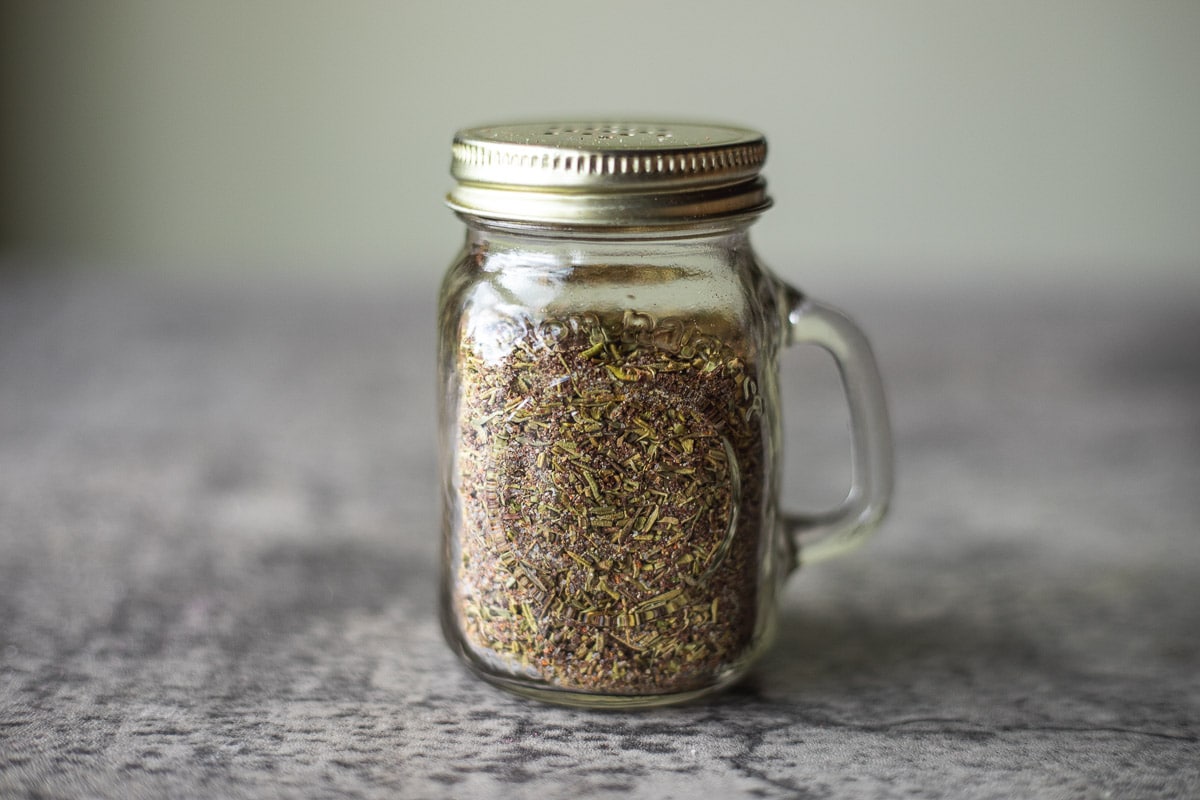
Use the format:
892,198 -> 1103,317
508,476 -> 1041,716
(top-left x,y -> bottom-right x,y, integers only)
2,1 -> 1198,290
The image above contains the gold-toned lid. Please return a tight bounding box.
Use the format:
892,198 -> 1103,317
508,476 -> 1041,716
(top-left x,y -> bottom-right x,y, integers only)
447,122 -> 771,226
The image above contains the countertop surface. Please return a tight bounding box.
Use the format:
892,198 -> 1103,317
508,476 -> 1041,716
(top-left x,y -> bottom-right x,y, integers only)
1,273 -> 1198,799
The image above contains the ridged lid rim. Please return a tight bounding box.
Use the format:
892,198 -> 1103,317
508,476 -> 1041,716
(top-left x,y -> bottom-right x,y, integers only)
447,122 -> 772,226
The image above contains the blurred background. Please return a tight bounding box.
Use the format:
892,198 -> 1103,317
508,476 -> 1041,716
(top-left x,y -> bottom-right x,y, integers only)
2,0 -> 1197,295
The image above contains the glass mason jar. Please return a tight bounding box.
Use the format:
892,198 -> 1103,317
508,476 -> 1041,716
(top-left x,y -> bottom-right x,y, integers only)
438,122 -> 892,708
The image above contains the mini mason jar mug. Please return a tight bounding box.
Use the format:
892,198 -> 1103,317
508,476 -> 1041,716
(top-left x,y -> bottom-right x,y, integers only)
438,122 -> 893,708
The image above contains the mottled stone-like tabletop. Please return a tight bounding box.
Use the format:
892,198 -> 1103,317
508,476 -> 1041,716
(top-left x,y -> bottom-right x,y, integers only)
1,272 -> 1197,799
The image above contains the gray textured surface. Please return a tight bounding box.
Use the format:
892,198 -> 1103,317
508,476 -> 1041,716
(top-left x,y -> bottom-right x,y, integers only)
1,273 -> 1198,799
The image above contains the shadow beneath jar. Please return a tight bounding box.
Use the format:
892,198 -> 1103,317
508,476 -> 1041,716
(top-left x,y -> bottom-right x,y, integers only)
716,545 -> 1200,735
754,606 -> 1046,694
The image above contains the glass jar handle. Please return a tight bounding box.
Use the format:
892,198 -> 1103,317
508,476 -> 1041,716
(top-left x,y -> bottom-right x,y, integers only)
781,284 -> 894,568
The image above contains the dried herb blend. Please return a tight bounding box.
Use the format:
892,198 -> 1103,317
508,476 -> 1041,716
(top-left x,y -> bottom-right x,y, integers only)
452,310 -> 765,695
